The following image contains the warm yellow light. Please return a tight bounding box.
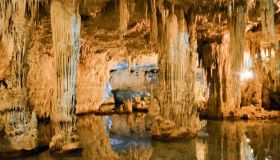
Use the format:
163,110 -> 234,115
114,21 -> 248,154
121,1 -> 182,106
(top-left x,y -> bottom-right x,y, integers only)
240,71 -> 254,81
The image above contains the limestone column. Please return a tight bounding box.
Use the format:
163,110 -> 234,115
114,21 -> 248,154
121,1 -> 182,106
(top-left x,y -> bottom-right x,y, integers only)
153,7 -> 200,139
50,0 -> 81,153
229,3 -> 246,110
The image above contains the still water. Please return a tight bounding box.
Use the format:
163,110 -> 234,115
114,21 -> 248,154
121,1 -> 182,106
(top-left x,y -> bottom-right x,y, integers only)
0,113 -> 280,160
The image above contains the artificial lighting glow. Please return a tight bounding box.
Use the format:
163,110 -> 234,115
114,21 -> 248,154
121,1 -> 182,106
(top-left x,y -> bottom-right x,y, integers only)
246,138 -> 250,143
251,148 -> 254,154
240,71 -> 254,81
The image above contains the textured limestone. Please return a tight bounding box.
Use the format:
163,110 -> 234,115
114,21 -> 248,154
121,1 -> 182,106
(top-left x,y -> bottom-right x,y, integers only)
153,5 -> 202,139
27,19 -> 54,119
0,0 -> 40,153
49,0 -> 81,153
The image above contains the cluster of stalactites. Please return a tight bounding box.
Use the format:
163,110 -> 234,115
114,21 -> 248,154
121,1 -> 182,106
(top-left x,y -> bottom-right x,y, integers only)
0,0 -> 49,90
50,0 -> 81,122
0,0 -> 48,28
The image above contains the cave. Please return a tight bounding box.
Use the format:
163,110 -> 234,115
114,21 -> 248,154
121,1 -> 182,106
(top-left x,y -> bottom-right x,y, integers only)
0,0 -> 280,159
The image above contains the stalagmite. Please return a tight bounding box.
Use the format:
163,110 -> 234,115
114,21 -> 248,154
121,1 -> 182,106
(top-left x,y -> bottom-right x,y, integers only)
49,0 -> 81,153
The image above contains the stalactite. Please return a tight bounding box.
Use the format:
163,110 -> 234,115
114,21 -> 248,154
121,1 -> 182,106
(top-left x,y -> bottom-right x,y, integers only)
0,0 -> 30,89
150,0 -> 158,43
119,0 -> 129,36
49,0 -> 81,153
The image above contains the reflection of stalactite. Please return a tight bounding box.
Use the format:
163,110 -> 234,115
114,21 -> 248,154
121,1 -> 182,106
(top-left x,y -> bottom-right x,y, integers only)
50,0 -> 81,153
207,121 -> 280,159
207,121 -> 242,160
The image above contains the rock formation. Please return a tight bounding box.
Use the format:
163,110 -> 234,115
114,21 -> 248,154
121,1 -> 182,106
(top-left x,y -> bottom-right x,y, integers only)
0,0 -> 280,156
49,0 -> 81,153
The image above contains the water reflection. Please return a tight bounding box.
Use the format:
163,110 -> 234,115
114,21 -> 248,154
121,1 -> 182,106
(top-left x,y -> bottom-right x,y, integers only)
77,115 -> 117,160
1,113 -> 280,159
206,120 -> 280,160
0,111 -> 39,157
107,115 -> 280,160
108,113 -> 151,152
